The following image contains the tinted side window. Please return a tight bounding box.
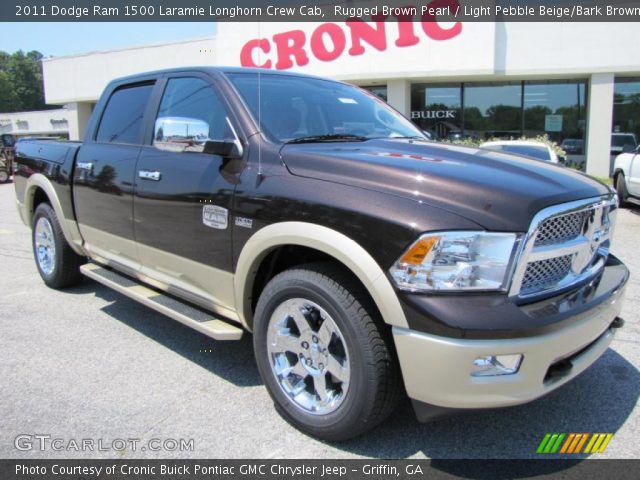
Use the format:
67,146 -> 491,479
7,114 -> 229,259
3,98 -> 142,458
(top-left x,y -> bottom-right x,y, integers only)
96,83 -> 153,144
153,77 -> 232,153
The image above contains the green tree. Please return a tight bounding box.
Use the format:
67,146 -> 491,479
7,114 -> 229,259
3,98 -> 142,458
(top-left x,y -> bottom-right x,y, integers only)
0,71 -> 20,111
523,105 -> 552,132
0,49 -> 50,112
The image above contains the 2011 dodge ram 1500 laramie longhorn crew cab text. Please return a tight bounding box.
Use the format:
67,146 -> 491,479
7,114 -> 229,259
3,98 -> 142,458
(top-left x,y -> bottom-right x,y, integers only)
14,67 -> 629,441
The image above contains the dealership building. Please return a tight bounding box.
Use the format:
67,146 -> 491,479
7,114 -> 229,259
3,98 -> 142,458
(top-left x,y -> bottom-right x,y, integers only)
8,21 -> 640,177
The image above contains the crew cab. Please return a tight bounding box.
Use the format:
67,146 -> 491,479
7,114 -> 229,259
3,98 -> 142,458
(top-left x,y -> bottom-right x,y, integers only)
14,67 -> 629,441
613,144 -> 640,207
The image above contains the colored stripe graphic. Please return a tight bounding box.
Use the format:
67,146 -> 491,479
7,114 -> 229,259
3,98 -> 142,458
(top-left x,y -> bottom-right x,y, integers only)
584,434 -> 599,453
560,434 -> 575,454
538,433 -> 614,454
574,433 -> 589,453
585,433 -> 614,454
537,434 -> 552,454
537,433 -> 565,454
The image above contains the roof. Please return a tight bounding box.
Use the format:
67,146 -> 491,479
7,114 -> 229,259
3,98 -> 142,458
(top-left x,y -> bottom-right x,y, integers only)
110,66 -> 326,85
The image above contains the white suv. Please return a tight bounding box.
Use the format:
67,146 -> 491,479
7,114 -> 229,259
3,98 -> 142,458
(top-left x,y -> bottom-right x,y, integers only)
613,143 -> 640,207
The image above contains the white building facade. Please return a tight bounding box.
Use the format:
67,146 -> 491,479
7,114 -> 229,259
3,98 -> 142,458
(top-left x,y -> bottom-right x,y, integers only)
0,109 -> 70,138
40,21 -> 640,177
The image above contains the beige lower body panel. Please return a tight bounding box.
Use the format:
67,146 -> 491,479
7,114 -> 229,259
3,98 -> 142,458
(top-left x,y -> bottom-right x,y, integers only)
394,287 -> 624,409
79,224 -> 239,323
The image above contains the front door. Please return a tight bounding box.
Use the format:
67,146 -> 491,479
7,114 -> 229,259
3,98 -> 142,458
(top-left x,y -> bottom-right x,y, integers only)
133,75 -> 242,316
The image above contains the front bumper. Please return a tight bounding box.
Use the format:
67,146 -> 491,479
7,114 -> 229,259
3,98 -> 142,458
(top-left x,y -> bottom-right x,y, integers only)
393,258 -> 628,416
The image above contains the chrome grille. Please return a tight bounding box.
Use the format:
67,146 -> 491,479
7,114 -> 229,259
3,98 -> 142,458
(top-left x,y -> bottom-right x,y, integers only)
535,211 -> 587,245
520,255 -> 573,294
510,195 -> 617,299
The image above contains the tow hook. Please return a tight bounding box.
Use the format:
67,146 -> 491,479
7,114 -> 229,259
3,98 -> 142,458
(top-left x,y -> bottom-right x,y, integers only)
611,317 -> 625,329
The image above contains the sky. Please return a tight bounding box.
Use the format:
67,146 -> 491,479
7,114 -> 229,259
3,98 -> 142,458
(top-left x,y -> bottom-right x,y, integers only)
0,23 -> 216,57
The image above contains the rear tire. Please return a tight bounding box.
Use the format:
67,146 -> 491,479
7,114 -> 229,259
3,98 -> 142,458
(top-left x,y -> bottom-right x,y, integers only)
32,203 -> 85,288
253,262 -> 401,441
616,173 -> 630,207
0,169 -> 8,183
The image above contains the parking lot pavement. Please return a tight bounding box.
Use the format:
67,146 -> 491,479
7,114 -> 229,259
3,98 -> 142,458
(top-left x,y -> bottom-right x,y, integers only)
0,181 -> 638,460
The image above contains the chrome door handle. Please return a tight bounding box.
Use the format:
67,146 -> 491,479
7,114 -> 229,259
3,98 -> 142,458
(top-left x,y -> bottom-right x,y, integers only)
138,170 -> 162,181
76,162 -> 94,171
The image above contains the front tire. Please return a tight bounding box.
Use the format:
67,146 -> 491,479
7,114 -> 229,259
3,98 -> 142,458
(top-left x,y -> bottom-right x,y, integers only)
32,203 -> 85,288
616,173 -> 630,207
0,169 -> 8,183
253,263 -> 401,441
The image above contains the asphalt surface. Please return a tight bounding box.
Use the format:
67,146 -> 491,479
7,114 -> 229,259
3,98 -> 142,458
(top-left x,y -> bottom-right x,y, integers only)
0,180 -> 638,460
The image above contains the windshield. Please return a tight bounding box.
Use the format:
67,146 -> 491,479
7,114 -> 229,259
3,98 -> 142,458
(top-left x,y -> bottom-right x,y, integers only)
227,73 -> 424,143
612,134 -> 637,147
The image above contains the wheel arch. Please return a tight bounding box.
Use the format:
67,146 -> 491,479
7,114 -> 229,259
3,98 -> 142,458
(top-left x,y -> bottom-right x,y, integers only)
234,222 -> 408,331
613,168 -> 623,179
24,174 -> 85,255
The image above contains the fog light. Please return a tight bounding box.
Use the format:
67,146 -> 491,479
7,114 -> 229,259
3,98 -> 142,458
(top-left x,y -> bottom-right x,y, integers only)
472,354 -> 522,377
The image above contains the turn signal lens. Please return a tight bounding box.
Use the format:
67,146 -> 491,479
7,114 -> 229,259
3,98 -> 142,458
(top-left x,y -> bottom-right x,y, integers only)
399,236 -> 440,265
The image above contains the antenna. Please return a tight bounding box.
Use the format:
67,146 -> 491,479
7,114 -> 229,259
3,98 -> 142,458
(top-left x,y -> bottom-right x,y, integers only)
257,21 -> 263,178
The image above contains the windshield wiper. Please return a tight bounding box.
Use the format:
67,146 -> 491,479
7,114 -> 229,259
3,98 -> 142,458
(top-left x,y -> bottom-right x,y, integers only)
285,134 -> 369,144
387,135 -> 429,141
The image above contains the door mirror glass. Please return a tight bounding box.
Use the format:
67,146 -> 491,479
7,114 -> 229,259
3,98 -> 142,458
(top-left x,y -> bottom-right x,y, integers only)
154,116 -> 211,153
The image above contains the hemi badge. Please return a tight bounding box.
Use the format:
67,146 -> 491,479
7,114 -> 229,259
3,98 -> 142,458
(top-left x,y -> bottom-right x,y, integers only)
235,217 -> 253,229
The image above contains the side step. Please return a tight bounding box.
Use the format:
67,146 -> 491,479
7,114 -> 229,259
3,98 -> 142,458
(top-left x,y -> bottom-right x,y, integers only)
80,263 -> 243,341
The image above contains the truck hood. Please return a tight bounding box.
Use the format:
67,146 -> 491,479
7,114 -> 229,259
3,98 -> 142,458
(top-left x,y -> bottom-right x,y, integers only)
281,139 -> 611,232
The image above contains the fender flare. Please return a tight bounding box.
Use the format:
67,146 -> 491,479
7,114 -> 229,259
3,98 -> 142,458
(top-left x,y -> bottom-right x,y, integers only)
234,221 -> 408,331
24,174 -> 85,255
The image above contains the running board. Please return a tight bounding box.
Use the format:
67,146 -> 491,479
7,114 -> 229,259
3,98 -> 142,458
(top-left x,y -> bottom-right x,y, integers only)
80,263 -> 243,341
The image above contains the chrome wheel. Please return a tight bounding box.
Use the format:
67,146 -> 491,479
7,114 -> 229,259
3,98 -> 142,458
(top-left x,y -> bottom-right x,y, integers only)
267,298 -> 350,415
35,217 -> 56,276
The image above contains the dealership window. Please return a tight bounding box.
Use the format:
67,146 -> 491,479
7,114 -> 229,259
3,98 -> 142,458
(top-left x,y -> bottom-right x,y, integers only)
463,82 -> 521,140
410,83 -> 461,139
613,78 -> 640,143
523,81 -> 587,149
410,79 -> 588,149
361,85 -> 387,102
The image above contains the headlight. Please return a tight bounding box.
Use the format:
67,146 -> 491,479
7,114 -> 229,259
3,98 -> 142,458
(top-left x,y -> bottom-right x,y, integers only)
389,231 -> 519,292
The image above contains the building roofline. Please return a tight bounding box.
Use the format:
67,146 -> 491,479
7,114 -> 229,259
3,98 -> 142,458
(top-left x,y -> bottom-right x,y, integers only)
41,35 -> 216,62
0,108 -> 68,116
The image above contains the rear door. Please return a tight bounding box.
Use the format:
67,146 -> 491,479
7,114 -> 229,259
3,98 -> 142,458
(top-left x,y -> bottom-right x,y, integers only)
133,73 -> 243,316
73,80 -> 156,273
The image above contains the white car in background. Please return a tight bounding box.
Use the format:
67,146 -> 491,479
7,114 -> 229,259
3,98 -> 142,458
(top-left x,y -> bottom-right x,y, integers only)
613,144 -> 640,207
479,140 -> 564,164
610,133 -> 637,156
